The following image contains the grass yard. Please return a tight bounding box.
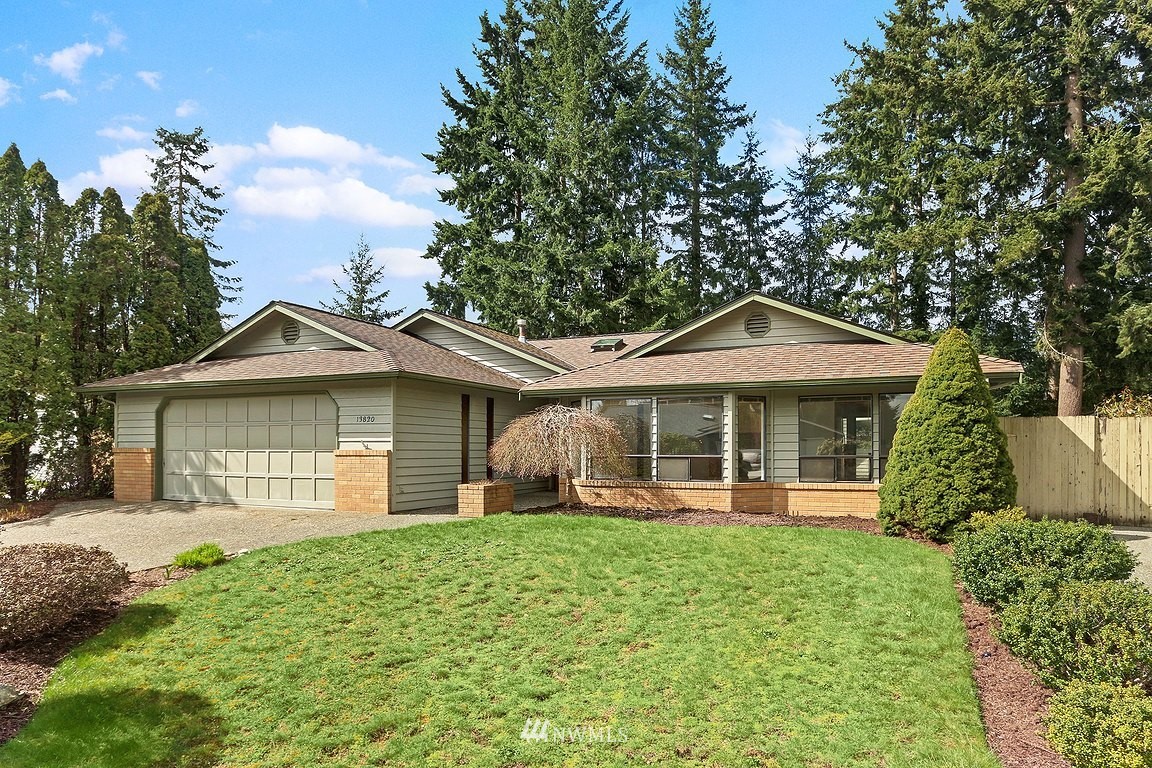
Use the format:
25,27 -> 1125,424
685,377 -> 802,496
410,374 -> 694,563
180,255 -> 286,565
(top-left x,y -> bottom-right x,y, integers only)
0,514 -> 998,767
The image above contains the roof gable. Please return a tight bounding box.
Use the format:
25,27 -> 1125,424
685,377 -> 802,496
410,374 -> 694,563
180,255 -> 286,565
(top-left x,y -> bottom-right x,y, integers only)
190,303 -> 374,362
621,293 -> 907,359
393,310 -> 571,374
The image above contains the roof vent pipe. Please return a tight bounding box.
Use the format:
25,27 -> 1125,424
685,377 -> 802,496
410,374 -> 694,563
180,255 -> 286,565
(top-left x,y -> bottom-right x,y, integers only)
516,318 -> 528,343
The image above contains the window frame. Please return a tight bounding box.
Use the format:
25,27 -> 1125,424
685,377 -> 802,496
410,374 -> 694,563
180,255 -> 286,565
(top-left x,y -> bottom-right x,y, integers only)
797,394 -> 875,483
735,396 -> 767,482
655,395 -> 724,482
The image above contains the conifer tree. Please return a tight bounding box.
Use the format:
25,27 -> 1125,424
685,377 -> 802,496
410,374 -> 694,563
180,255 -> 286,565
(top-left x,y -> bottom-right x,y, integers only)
714,131 -> 785,297
125,193 -> 185,372
321,235 -> 404,323
777,135 -> 845,311
878,328 -> 1016,541
659,0 -> 752,317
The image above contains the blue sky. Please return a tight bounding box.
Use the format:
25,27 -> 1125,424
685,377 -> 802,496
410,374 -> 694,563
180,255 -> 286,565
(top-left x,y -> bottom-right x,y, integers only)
2,1 -> 891,326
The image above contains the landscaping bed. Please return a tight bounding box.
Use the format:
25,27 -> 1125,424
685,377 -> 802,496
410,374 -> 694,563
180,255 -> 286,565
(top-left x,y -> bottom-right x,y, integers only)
0,514 -> 999,767
0,501 -> 59,525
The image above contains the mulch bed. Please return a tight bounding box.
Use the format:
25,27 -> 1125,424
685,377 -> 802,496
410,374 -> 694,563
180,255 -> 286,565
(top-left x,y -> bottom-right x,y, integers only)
0,501 -> 60,526
0,566 -> 193,746
1,505 -> 1072,767
521,503 -> 1071,767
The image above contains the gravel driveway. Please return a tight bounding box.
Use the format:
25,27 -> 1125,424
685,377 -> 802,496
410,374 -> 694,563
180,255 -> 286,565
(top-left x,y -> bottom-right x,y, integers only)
0,500 -> 458,570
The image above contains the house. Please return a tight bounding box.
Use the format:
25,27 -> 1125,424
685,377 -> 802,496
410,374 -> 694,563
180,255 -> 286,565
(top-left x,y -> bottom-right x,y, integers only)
83,293 -> 1023,516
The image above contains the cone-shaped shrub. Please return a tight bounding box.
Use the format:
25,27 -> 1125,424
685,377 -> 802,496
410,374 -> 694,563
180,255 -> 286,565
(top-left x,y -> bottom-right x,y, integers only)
878,328 -> 1017,540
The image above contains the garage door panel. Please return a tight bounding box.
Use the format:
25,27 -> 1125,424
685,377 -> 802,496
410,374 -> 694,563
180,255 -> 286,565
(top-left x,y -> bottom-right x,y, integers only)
163,394 -> 337,510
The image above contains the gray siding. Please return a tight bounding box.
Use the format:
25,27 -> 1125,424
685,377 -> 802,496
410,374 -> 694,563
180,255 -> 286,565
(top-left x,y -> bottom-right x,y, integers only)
770,392 -> 799,482
329,383 -> 394,450
404,318 -> 556,383
115,393 -> 164,448
664,305 -> 871,352
209,313 -> 357,358
392,379 -> 546,512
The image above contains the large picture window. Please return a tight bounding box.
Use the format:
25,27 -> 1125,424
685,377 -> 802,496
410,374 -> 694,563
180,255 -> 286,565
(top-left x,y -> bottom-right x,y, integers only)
589,398 -> 652,480
799,395 -> 873,482
879,393 -> 913,478
657,396 -> 723,481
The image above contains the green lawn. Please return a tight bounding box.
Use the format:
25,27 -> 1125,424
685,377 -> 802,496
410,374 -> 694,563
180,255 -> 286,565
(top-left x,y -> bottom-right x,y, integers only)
0,515 -> 999,768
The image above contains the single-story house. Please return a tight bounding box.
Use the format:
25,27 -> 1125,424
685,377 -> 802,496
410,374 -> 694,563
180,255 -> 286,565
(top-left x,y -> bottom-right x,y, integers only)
83,292 -> 1022,516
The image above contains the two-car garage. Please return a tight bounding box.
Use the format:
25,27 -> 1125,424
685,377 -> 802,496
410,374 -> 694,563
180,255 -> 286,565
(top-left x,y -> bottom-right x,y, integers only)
162,394 -> 338,509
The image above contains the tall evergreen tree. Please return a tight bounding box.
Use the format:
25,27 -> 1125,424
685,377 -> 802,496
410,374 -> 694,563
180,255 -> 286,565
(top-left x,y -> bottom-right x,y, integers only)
714,131 -> 786,297
124,193 -> 185,372
659,0 -> 752,318
321,235 -> 405,323
961,0 -> 1152,414
777,135 -> 846,311
150,126 -> 239,311
425,0 -> 670,337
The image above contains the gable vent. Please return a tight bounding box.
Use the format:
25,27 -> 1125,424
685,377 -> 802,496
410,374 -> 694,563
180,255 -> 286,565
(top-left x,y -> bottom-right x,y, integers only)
744,311 -> 772,338
281,319 -> 301,345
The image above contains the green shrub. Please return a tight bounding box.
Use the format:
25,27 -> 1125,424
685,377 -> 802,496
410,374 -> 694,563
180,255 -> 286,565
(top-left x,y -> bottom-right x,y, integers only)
952,518 -> 1136,607
962,505 -> 1029,533
997,580 -> 1152,691
0,543 -> 128,647
1046,681 -> 1152,768
172,542 -> 227,569
877,328 -> 1017,541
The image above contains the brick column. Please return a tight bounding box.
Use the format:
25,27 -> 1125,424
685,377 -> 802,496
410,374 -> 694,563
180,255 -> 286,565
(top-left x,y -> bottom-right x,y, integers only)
334,450 -> 392,514
458,482 -> 514,517
113,448 -> 156,502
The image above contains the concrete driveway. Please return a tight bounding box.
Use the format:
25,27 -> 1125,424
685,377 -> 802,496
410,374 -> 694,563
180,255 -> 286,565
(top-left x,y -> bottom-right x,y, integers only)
0,500 -> 457,571
1114,526 -> 1152,588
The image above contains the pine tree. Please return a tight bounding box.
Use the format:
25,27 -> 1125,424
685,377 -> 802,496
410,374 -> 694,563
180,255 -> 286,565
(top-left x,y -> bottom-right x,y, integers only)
961,0 -> 1152,414
714,131 -> 786,297
777,134 -> 845,311
150,126 -> 239,311
878,328 -> 1016,541
425,0 -> 670,337
321,235 -> 405,323
659,0 -> 751,318
124,193 -> 185,372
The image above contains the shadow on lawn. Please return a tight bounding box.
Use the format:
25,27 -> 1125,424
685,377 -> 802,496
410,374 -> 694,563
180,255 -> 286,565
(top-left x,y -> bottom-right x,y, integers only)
3,687 -> 225,768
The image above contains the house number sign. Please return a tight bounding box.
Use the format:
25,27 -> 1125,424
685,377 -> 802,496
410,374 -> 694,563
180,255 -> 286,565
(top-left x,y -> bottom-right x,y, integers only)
355,415 -> 376,423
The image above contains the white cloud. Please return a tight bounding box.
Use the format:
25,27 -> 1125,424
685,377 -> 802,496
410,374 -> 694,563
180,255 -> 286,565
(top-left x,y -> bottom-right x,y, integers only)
93,12 -> 126,49
203,143 -> 258,187
259,124 -> 416,169
292,264 -> 345,284
233,167 -> 435,227
396,173 -> 452,196
61,147 -> 154,200
763,119 -> 807,169
0,78 -> 16,107
41,88 -> 77,104
375,247 -> 438,278
175,99 -> 199,117
35,41 -> 103,82
136,70 -> 162,90
97,125 -> 149,142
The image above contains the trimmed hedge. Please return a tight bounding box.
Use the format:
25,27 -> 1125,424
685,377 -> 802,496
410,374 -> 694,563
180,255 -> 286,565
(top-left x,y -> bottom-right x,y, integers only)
997,580 -> 1152,691
952,518 -> 1136,607
1047,681 -> 1152,768
0,543 -> 128,647
878,328 -> 1016,541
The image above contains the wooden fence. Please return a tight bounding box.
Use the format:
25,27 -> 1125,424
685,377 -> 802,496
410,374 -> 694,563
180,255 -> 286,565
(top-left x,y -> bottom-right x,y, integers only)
999,416 -> 1152,527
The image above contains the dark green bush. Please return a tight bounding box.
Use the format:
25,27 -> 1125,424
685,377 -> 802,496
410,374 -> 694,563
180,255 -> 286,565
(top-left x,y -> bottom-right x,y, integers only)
0,543 -> 128,647
172,542 -> 227,569
952,518 -> 1136,607
877,328 -> 1017,541
1046,681 -> 1152,768
997,580 -> 1152,691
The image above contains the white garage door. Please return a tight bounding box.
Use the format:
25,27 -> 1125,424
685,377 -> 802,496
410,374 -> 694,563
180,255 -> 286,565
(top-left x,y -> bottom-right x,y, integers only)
163,394 -> 337,509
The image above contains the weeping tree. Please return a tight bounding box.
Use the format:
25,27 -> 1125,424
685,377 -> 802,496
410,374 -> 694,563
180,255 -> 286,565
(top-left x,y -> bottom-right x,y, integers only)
489,404 -> 628,482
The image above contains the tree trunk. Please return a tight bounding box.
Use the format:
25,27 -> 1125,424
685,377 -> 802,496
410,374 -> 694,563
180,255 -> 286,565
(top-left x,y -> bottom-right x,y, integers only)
1057,36 -> 1086,417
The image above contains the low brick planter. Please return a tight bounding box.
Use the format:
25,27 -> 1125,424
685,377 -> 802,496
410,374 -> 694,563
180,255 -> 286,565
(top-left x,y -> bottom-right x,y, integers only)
457,482 -> 514,518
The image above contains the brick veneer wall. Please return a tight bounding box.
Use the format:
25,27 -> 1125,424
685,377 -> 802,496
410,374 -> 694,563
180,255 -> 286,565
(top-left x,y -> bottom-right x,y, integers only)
334,450 -> 392,514
567,479 -> 880,518
458,482 -> 514,517
113,448 -> 156,502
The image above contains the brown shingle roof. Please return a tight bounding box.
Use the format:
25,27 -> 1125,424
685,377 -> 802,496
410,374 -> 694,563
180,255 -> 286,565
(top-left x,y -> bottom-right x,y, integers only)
402,310 -> 574,370
84,304 -> 526,392
520,343 -> 1023,394
528,331 -> 668,369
